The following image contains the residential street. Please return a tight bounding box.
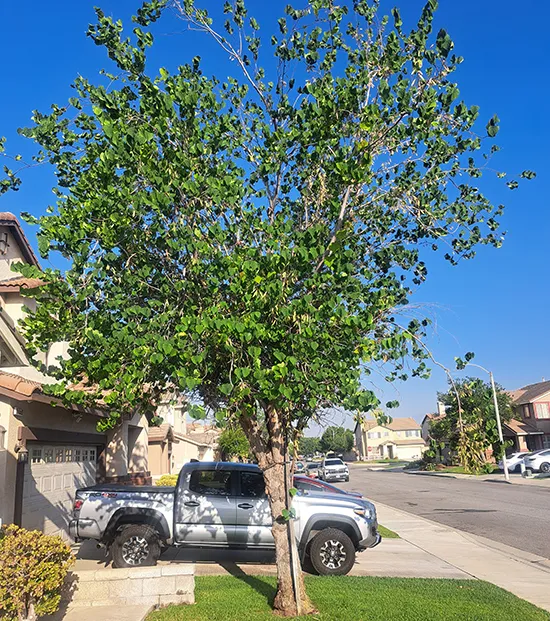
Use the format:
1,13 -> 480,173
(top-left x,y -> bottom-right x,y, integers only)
341,466 -> 550,559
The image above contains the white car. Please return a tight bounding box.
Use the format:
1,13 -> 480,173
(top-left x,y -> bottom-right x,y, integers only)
319,458 -> 349,482
498,452 -> 531,473
524,449 -> 550,474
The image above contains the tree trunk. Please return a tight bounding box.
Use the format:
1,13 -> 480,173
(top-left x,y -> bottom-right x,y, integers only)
241,409 -> 314,617
263,462 -> 313,616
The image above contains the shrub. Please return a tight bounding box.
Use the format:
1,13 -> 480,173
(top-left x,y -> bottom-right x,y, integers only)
0,524 -> 75,620
156,474 -> 178,486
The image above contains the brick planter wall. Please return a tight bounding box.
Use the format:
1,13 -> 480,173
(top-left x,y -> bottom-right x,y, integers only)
62,565 -> 195,609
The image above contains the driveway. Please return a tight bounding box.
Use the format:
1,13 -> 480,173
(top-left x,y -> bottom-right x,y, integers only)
341,466 -> 550,559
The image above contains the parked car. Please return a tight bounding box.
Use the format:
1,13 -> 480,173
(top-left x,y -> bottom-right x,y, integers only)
498,452 -> 531,473
294,475 -> 362,498
294,461 -> 306,474
319,457 -> 349,482
306,462 -> 320,478
524,449 -> 550,473
71,461 -> 380,575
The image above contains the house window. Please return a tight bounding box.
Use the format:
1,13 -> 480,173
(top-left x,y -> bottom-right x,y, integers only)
82,449 -> 89,462
31,448 -> 42,464
405,430 -> 420,438
384,432 -> 389,437
65,448 -> 73,462
543,436 -> 550,449
43,448 -> 54,463
535,403 -> 550,419
88,448 -> 96,462
74,448 -> 81,462
523,405 -> 531,418
55,448 -> 64,463
368,432 -> 382,439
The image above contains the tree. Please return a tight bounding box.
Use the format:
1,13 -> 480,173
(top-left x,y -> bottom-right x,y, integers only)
428,377 -> 514,472
320,426 -> 354,454
218,427 -> 250,460
299,436 -> 321,457
4,0 -> 532,615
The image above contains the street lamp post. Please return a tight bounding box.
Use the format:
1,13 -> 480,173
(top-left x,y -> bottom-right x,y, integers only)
465,363 -> 510,483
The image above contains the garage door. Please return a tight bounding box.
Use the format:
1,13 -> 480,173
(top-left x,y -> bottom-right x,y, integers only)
23,444 -> 98,540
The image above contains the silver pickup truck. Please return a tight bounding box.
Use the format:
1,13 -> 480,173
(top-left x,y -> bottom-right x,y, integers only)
70,461 -> 380,576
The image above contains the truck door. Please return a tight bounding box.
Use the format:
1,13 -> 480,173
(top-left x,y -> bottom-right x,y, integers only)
174,468 -> 237,545
234,470 -> 274,547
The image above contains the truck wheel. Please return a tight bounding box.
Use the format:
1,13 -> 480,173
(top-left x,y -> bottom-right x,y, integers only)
309,528 -> 356,576
112,524 -> 160,568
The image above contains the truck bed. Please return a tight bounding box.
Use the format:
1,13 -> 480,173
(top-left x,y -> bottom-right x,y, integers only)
79,484 -> 175,494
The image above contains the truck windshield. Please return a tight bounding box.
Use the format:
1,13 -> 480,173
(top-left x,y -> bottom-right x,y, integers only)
325,459 -> 344,466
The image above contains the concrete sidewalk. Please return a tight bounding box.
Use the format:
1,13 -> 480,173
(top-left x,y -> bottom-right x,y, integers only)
73,537 -> 467,580
376,501 -> 550,612
46,605 -> 153,621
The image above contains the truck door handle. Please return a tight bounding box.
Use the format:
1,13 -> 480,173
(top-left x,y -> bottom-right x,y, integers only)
238,503 -> 254,509
184,501 -> 200,507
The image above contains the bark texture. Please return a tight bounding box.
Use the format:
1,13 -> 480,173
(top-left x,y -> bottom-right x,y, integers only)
241,408 -> 314,617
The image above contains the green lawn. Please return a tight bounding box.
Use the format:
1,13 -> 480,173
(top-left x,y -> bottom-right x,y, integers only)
148,575 -> 549,621
438,465 -> 497,475
378,524 -> 399,538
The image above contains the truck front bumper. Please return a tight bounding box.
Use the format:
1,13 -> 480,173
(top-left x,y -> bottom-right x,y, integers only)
358,526 -> 381,551
69,518 -> 102,541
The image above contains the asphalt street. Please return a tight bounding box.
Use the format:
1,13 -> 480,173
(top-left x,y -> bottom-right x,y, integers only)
339,467 -> 550,559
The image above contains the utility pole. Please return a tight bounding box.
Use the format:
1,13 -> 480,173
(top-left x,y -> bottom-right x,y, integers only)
489,370 -> 510,482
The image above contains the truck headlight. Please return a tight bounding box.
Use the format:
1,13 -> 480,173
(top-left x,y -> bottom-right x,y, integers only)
354,507 -> 372,519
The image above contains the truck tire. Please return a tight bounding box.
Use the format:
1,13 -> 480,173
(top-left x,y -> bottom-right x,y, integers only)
309,528 -> 356,576
112,524 -> 161,568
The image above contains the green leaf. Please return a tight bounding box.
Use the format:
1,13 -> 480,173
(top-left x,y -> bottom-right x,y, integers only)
219,383 -> 233,396
436,29 -> 453,58
519,170 -> 536,180
486,114 -> 500,138
289,487 -> 298,497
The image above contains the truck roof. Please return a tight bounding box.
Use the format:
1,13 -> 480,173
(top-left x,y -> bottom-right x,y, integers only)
182,461 -> 261,472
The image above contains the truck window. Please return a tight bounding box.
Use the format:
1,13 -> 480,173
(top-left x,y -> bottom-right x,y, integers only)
189,470 -> 232,496
239,472 -> 266,498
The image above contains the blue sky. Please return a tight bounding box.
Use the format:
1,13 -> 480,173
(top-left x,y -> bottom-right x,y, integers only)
1,1 -> 548,431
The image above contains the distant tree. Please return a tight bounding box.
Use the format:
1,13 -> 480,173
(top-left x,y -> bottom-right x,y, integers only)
428,377 -> 513,472
299,436 -> 320,457
320,426 -> 354,454
218,427 -> 250,461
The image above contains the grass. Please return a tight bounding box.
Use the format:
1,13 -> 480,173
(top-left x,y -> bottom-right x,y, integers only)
378,524 -> 399,538
148,575 -> 549,621
437,465 -> 497,475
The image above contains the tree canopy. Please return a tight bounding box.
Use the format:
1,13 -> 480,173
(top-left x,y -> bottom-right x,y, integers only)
320,426 -> 354,453
2,0 -> 532,614
218,427 -> 250,460
299,436 -> 321,457
427,377 -> 514,471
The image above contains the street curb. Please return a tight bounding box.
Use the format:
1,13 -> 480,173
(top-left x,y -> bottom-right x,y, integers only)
402,470 -> 458,480
403,469 -> 550,489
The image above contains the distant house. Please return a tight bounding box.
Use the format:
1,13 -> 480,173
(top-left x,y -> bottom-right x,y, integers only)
506,380 -> 550,452
354,417 -> 426,461
148,395 -> 220,476
421,402 -> 447,443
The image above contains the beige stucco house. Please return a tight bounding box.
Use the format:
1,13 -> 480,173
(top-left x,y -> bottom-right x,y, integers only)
148,394 -> 220,476
354,416 -> 426,461
0,213 -> 150,540
506,380 -> 550,452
